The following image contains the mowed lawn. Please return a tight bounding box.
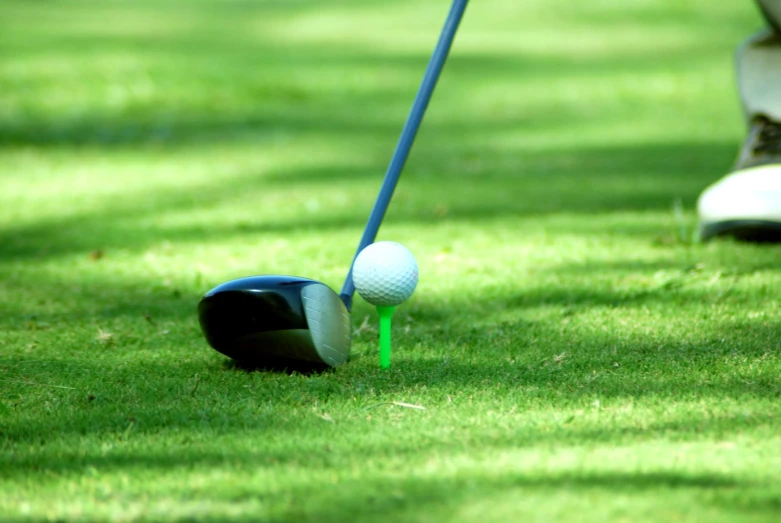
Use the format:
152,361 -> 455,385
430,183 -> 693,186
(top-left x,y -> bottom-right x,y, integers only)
2,0 -> 780,521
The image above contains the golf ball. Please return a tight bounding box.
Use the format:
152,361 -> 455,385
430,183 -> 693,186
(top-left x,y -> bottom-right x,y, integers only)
352,241 -> 418,307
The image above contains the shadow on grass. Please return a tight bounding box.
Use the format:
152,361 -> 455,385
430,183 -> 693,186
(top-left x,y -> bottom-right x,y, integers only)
264,470 -> 771,522
1,415 -> 778,521
0,3 -> 739,266
1,238 -> 776,347
0,139 -> 732,266
1,303 -> 779,447
0,372 -> 776,465
0,11 -> 747,148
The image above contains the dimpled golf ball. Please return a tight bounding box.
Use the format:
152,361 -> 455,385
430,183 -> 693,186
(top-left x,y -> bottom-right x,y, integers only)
352,241 -> 418,307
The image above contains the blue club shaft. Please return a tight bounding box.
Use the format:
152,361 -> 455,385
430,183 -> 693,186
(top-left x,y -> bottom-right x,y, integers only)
339,0 -> 469,309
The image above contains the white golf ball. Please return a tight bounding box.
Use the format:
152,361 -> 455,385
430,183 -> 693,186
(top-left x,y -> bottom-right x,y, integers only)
352,241 -> 418,307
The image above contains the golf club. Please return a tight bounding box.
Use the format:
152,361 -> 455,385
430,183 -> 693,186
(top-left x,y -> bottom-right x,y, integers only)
198,0 -> 468,370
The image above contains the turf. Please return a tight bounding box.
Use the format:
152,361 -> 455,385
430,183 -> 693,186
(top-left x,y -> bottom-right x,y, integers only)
1,0 -> 780,521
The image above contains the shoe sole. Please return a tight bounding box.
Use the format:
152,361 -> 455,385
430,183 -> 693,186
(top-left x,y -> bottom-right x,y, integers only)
700,219 -> 781,242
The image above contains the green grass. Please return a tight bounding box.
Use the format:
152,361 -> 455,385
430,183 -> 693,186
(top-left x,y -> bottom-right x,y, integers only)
2,0 -> 780,521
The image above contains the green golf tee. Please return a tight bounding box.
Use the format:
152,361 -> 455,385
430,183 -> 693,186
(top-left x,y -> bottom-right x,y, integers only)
376,305 -> 395,369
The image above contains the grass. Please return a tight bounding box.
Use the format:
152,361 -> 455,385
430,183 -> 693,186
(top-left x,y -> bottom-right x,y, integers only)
1,0 -> 781,521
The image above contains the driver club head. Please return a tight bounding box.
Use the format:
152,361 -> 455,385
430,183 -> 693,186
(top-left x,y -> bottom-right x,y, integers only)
198,275 -> 351,370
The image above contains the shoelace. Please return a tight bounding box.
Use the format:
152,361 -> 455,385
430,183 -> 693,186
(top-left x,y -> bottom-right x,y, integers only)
755,118 -> 781,154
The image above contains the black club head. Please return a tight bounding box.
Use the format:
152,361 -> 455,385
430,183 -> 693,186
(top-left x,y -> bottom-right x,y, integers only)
198,275 -> 351,370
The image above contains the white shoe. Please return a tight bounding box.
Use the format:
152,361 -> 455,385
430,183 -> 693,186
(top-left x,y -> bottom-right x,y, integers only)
698,116 -> 781,241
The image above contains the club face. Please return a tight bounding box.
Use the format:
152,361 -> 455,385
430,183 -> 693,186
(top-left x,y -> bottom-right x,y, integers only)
198,275 -> 351,370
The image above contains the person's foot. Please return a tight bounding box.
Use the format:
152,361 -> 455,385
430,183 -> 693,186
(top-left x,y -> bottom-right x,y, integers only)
698,116 -> 781,241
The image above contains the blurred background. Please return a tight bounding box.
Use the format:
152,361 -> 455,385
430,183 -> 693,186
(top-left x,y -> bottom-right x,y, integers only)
0,0 -> 765,304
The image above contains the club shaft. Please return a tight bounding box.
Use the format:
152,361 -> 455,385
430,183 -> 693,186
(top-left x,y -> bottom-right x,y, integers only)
339,0 -> 468,309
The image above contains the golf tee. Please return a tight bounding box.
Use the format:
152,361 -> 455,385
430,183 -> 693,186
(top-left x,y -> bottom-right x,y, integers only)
376,305 -> 395,369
